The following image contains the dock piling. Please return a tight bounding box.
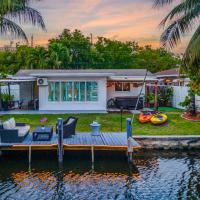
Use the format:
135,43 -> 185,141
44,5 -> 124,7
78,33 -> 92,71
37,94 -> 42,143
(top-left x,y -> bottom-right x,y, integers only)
91,146 -> 94,164
28,145 -> 32,165
126,118 -> 133,163
57,118 -> 64,163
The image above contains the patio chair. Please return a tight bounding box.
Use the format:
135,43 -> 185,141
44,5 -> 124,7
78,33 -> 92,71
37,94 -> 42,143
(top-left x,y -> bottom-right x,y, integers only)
56,117 -> 78,138
0,118 -> 30,143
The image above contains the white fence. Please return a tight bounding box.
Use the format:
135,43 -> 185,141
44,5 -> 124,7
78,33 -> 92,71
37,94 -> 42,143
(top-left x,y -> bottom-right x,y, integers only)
0,85 -> 20,100
172,86 -> 200,111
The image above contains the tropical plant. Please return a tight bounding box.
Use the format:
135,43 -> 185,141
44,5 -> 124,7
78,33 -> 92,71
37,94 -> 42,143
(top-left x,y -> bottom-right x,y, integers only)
48,42 -> 71,69
154,0 -> 200,115
1,93 -> 14,102
30,46 -> 48,69
0,0 -> 46,42
0,29 -> 182,72
154,0 -> 200,63
158,87 -> 173,106
146,92 -> 155,105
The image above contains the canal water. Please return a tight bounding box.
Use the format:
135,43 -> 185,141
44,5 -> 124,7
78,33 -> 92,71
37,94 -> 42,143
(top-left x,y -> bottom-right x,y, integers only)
0,151 -> 199,200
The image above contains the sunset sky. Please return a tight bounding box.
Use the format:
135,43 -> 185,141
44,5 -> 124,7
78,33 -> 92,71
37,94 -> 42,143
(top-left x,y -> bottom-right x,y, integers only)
0,0 -> 191,54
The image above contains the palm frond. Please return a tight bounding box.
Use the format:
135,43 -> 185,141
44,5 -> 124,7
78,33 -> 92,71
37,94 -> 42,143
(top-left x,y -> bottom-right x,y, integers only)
0,17 -> 28,42
161,8 -> 200,48
160,0 -> 200,26
6,6 -> 46,30
184,25 -> 200,68
153,0 -> 174,7
0,0 -> 27,14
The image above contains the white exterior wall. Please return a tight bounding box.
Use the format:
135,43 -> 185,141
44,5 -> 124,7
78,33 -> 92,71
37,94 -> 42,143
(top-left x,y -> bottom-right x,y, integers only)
38,77 -> 107,112
107,84 -> 145,100
172,86 -> 200,111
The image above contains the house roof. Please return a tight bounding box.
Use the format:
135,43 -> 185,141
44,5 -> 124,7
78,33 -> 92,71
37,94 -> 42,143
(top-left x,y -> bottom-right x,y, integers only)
155,68 -> 180,77
15,69 -> 155,79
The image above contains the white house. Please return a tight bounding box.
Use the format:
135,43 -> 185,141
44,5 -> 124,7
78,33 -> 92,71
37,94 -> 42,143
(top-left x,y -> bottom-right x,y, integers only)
7,69 -> 156,113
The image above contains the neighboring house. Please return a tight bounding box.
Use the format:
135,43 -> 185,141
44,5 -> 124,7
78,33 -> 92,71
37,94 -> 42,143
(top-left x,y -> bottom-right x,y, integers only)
10,69 -> 156,112
155,68 -> 189,86
155,68 -> 200,111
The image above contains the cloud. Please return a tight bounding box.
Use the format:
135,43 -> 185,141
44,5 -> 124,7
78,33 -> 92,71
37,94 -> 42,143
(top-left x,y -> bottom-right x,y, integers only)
0,0 -> 190,53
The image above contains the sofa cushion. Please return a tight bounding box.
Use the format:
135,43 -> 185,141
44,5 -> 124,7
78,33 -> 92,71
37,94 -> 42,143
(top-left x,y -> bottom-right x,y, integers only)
8,118 -> 16,129
3,118 -> 16,129
3,120 -> 12,129
66,118 -> 75,125
16,125 -> 30,137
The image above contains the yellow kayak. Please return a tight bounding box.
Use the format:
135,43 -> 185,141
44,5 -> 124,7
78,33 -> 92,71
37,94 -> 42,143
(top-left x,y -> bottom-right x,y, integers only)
150,114 -> 168,125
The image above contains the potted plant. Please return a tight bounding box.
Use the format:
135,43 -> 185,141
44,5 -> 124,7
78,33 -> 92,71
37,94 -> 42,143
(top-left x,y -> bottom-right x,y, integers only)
165,87 -> 173,107
40,117 -> 48,130
146,92 -> 155,107
1,93 -> 14,111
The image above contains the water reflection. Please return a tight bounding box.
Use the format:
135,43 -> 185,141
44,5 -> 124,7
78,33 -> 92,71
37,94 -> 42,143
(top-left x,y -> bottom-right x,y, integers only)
0,151 -> 199,200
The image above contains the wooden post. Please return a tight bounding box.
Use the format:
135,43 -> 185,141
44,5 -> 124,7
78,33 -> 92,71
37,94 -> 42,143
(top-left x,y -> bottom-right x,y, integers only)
0,150 -> 2,157
126,118 -> 132,139
57,118 -> 64,163
146,84 -> 150,108
154,81 -> 158,111
28,145 -> 31,172
145,82 -> 148,107
120,107 -> 123,131
28,145 -> 31,164
91,146 -> 94,162
126,118 -> 133,163
0,84 -> 2,110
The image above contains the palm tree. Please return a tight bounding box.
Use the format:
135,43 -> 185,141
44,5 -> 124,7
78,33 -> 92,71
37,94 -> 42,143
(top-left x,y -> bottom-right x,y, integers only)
154,0 -> 200,115
30,47 -> 48,69
48,43 -> 70,69
0,0 -> 46,43
154,0 -> 200,68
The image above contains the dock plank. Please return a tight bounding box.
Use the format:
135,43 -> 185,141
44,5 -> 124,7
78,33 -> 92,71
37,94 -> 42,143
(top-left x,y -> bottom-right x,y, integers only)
0,132 -> 141,151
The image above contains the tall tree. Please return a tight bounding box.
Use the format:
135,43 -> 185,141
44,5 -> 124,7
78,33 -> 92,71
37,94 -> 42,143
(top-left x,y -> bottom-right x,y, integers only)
95,37 -> 135,68
154,0 -> 200,72
30,46 -> 48,69
0,0 -> 45,42
132,46 -> 181,73
48,42 -> 71,69
49,29 -> 92,69
154,0 -> 200,114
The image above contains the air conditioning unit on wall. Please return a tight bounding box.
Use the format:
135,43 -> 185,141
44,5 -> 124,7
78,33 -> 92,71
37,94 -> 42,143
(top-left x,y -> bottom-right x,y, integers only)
37,78 -> 48,86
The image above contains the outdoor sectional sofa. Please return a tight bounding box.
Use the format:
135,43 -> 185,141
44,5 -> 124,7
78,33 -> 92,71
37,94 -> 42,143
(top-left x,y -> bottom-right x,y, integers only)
0,118 -> 30,143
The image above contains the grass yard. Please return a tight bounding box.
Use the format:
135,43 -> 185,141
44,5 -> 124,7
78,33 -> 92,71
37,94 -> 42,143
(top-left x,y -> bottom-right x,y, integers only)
1,111 -> 200,135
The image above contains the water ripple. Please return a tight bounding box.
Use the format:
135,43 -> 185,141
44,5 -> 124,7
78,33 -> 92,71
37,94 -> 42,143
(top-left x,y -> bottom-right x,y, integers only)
0,151 -> 199,200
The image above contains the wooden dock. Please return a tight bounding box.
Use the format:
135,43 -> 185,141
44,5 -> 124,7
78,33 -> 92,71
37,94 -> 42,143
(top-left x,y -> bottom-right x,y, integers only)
0,132 -> 141,151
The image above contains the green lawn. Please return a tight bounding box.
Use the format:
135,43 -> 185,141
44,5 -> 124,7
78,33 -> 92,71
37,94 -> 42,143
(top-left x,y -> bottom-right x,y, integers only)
1,111 -> 200,135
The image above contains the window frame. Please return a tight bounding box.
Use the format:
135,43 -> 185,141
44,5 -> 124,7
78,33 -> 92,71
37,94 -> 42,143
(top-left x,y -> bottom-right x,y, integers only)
48,81 -> 61,102
115,82 -> 130,92
48,80 -> 98,102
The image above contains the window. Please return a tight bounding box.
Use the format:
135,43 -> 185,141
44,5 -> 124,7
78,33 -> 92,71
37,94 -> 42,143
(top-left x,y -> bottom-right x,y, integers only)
123,83 -> 130,91
48,82 -> 60,101
48,81 -> 98,102
86,82 -> 98,101
61,82 -> 73,101
115,82 -> 130,92
74,81 -> 85,101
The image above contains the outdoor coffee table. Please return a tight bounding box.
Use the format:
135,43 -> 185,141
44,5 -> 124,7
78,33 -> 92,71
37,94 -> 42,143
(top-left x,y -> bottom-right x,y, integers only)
32,126 -> 53,141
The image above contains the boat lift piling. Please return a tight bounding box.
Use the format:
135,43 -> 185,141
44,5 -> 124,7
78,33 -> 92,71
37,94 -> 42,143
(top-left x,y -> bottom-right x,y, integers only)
28,145 -> 31,164
57,118 -> 64,163
126,118 -> 133,163
91,145 -> 94,170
